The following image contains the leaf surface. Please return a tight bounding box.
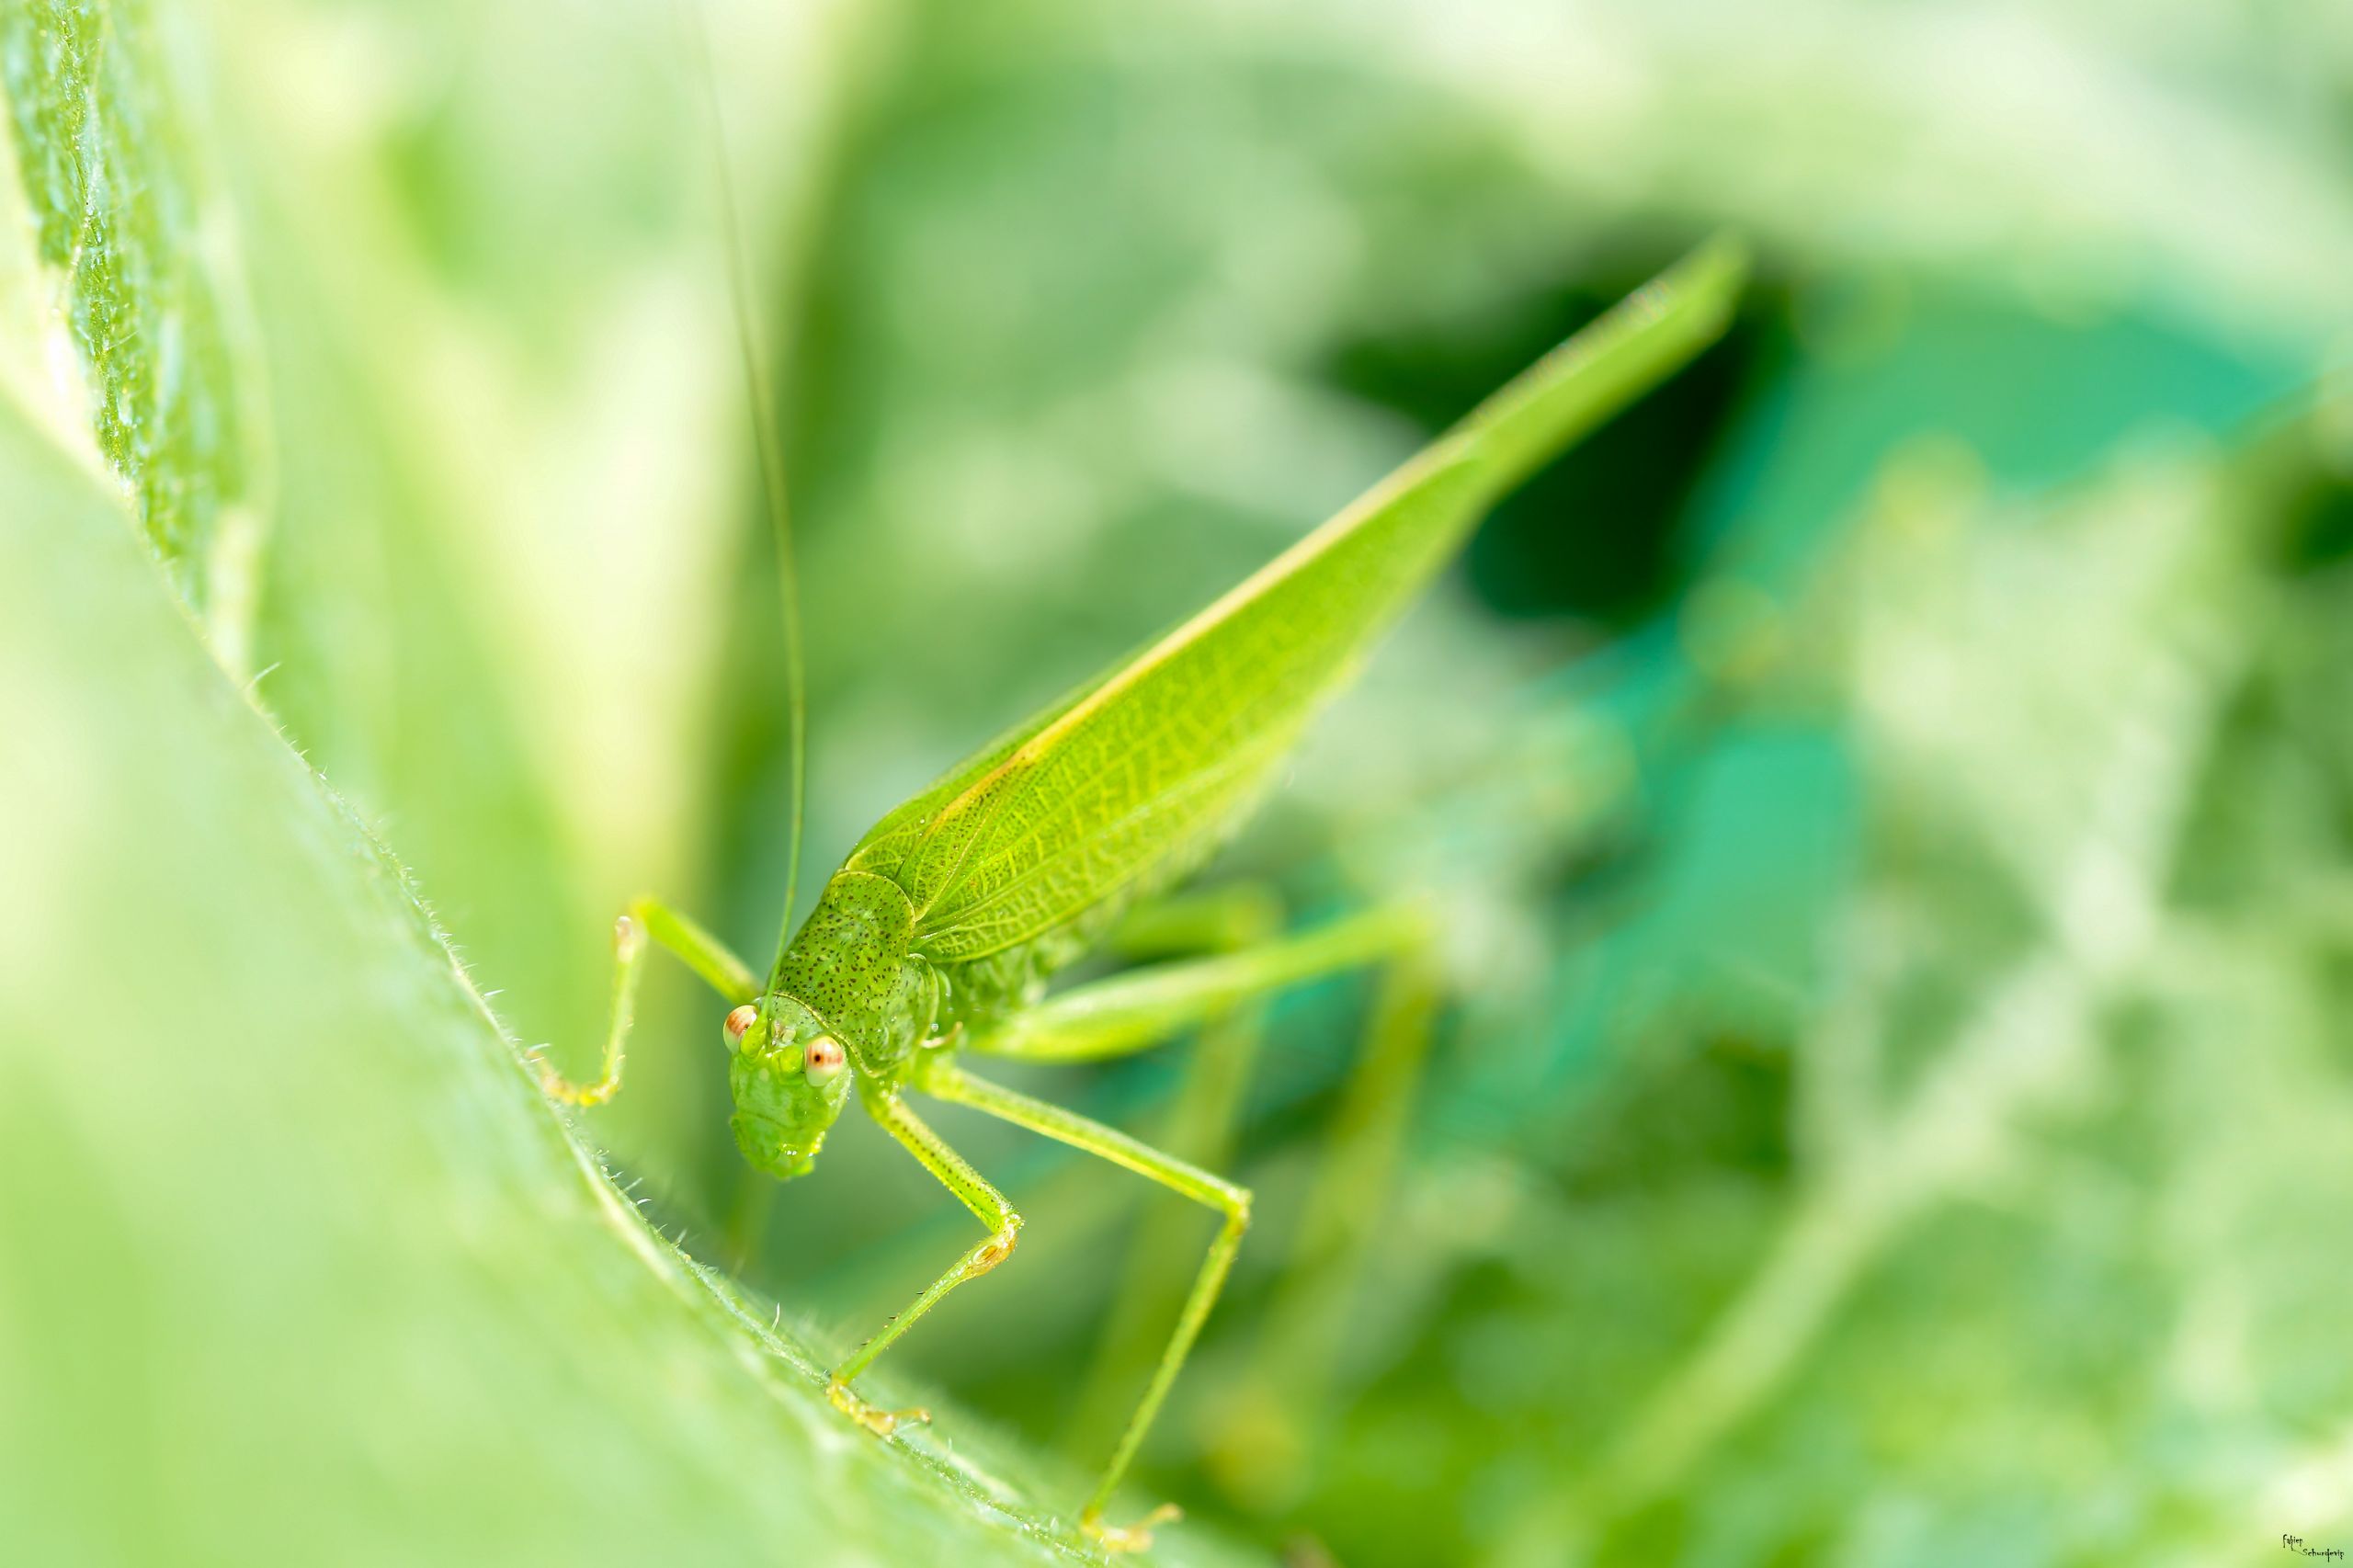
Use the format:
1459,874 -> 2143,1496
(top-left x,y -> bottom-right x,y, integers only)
0,399 -> 1268,1567
0,0 -> 264,668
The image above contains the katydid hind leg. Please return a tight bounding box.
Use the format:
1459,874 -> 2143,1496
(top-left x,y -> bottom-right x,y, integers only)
533,895 -> 758,1107
1211,948 -> 1444,1513
917,1059 -> 1251,1552
966,900 -> 1433,1064
1104,883 -> 1285,961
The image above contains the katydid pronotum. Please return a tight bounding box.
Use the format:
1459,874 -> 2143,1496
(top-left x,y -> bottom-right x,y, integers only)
533,230 -> 1745,1550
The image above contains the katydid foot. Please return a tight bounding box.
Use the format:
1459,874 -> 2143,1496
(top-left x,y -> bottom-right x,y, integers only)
825,1377 -> 930,1437
1082,1502 -> 1182,1554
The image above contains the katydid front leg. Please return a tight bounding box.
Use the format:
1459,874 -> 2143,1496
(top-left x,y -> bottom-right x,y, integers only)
914,1056 -> 1251,1553
533,897 -> 758,1106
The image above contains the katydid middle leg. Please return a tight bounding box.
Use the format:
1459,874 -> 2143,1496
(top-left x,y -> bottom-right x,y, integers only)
825,1085 -> 1022,1437
1065,889 -> 1285,1466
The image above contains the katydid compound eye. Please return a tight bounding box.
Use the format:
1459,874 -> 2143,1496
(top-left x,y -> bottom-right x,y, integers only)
723,1005 -> 759,1045
804,1036 -> 846,1085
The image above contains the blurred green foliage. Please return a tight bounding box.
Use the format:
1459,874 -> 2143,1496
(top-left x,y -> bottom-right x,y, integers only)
0,0 -> 264,665
6,0 -> 2352,1563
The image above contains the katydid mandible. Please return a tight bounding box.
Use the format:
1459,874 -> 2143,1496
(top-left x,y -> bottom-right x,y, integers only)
535,236 -> 1746,1551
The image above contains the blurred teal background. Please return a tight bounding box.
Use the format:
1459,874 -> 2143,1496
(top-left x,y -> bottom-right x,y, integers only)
7,0 -> 2352,1562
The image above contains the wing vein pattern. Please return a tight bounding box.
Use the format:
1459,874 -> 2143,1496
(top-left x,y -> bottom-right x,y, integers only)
838,239 -> 1745,975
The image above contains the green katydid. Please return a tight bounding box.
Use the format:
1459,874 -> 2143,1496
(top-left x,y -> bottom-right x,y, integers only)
534,227 -> 1745,1550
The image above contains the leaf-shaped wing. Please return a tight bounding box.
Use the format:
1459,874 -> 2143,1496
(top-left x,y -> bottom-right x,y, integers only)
864,238 -> 1747,962
842,642 -> 1149,881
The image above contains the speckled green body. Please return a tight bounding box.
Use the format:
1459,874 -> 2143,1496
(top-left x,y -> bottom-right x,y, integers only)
752,824 -> 1205,1067
767,872 -> 939,1078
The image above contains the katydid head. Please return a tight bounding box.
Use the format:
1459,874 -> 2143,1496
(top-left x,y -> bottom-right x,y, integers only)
725,994 -> 852,1180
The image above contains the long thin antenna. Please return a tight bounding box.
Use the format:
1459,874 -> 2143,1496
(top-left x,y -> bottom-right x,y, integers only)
676,0 -> 807,962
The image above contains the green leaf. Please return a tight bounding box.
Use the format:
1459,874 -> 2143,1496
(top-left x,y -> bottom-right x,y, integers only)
0,405 -> 1265,1563
0,0 -> 264,671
